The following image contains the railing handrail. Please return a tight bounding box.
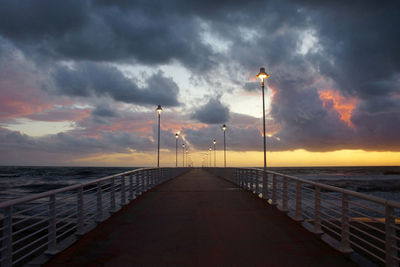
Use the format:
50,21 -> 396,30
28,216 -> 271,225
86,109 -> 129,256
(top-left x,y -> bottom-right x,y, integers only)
0,167 -> 156,209
248,167 -> 400,209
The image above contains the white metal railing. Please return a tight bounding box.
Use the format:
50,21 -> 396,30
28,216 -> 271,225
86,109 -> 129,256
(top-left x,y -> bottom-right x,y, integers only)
0,167 -> 188,266
205,167 -> 400,267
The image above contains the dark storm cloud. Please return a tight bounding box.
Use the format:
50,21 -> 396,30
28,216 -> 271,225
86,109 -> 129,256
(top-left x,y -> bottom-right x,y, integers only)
182,122 -> 283,152
269,78 -> 356,152
0,0 -> 88,40
0,127 -> 154,164
53,63 -> 180,106
0,0 -> 399,153
92,104 -> 119,118
191,98 -> 230,124
0,0 -> 218,71
207,0 -> 400,151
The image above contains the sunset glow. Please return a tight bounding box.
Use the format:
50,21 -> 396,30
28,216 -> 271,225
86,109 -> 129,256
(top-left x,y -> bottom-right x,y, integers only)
318,89 -> 358,127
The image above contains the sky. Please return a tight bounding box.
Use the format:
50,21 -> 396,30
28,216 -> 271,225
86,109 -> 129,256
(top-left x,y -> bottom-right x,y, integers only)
0,0 -> 399,167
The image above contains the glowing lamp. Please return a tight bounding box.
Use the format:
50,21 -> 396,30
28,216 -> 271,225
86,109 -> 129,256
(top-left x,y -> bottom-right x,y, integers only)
256,67 -> 270,81
222,124 -> 227,131
156,105 -> 163,114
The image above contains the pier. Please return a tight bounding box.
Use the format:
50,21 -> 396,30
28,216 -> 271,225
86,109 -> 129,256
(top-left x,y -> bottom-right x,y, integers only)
1,167 -> 399,266
45,169 -> 354,266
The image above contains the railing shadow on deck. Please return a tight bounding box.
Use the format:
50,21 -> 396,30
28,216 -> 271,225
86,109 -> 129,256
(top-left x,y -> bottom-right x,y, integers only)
204,167 -> 400,267
0,167 -> 190,267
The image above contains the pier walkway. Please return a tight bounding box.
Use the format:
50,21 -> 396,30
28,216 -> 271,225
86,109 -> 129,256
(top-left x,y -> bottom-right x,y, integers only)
46,169 -> 355,266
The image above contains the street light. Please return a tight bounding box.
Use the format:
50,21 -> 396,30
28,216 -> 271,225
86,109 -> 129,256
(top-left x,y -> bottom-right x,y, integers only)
213,140 -> 216,167
209,146 -> 212,167
186,149 -> 188,167
256,67 -> 270,170
175,133 -> 179,167
222,124 -> 227,168
182,144 -> 186,167
156,105 -> 163,168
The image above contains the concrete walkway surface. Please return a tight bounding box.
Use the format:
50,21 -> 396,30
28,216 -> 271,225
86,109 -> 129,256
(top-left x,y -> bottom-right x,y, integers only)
45,169 -> 356,266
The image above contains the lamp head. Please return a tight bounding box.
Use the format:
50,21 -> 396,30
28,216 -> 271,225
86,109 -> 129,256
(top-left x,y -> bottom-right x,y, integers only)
213,139 -> 216,144
182,144 -> 185,148
156,105 -> 163,114
175,133 -> 179,139
256,67 -> 270,81
209,146 -> 212,151
222,124 -> 227,131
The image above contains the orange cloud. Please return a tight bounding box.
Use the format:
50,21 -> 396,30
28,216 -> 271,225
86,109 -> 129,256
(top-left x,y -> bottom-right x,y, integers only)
318,89 -> 358,127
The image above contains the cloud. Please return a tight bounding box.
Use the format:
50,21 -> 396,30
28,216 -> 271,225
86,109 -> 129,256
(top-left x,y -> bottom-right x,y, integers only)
1,0 -> 400,162
52,63 -> 180,106
0,0 -> 217,71
191,98 -> 230,124
0,127 -> 154,164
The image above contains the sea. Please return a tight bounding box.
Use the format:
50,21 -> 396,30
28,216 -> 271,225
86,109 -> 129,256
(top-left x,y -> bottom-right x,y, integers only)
0,166 -> 399,203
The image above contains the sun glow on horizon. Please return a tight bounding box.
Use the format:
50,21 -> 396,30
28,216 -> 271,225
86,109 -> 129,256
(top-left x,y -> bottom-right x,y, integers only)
67,149 -> 400,167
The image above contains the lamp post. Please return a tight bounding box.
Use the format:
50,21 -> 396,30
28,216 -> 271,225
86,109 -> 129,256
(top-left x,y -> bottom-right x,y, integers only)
175,133 -> 179,167
209,146 -> 212,167
222,124 -> 227,168
186,149 -> 188,167
213,140 -> 216,167
156,105 -> 163,168
256,67 -> 270,170
182,144 -> 185,167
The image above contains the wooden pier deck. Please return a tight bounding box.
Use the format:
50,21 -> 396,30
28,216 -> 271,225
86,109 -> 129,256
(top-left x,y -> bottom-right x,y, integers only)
45,169 -> 356,266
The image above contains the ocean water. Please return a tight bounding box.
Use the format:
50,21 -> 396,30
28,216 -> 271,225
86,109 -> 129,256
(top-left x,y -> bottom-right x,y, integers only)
0,166 -> 399,203
270,166 -> 400,202
0,166 -> 135,202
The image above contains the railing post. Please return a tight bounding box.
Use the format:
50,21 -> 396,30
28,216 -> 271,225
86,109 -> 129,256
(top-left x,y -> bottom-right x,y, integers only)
135,174 -> 140,196
2,206 -> 13,267
282,177 -> 288,212
241,170 -> 244,188
96,181 -> 103,222
251,170 -> 255,193
77,186 -> 84,235
255,170 -> 260,195
129,175 -> 134,201
145,171 -> 149,191
121,176 -> 126,205
140,171 -> 145,193
295,181 -> 302,221
262,171 -> 268,200
47,194 -> 57,255
314,186 -> 322,234
244,170 -> 247,190
272,174 -> 277,205
235,169 -> 238,185
246,170 -> 251,191
385,205 -> 397,266
110,178 -> 116,212
340,193 -> 352,252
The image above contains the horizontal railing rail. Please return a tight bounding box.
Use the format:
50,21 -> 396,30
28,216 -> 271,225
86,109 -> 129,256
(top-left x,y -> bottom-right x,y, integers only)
205,167 -> 400,267
0,167 -> 189,267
